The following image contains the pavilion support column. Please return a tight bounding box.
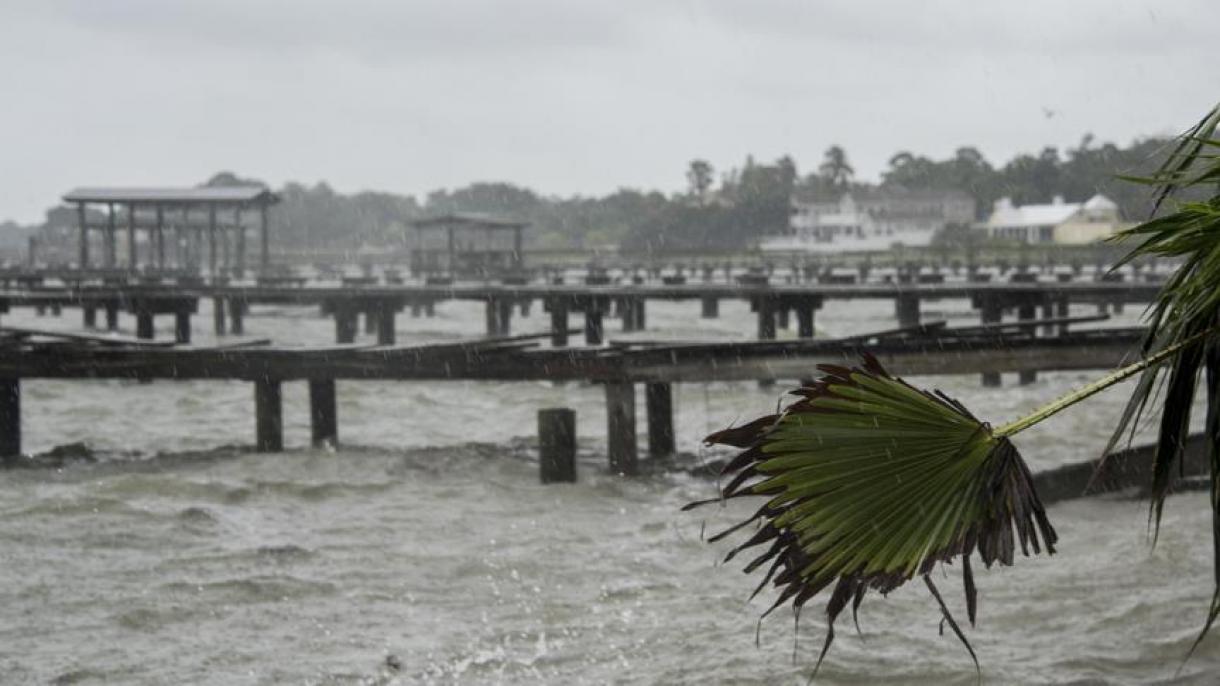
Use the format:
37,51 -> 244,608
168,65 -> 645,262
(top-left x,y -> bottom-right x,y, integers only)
235,223 -> 246,279
1017,303 -> 1037,385
207,206 -> 218,279
126,203 -> 137,271
259,204 -> 270,272
229,298 -> 245,335
549,299 -> 569,347
0,378 -> 19,461
645,382 -> 675,459
155,206 -> 165,270
254,378 -> 283,452
76,202 -> 89,269
213,296 -> 227,335
605,381 -> 638,476
105,203 -> 117,268
585,305 -> 604,346
701,296 -> 719,318
105,303 -> 119,331
895,293 -> 921,329
980,301 -> 1002,387
620,298 -> 637,333
633,298 -> 646,331
82,305 -> 97,329
309,379 -> 338,448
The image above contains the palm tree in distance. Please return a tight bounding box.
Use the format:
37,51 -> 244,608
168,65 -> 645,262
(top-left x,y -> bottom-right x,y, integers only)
689,102 -> 1220,678
818,145 -> 855,190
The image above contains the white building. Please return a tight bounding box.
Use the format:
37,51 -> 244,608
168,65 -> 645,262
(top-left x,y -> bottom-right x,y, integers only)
760,188 -> 975,253
979,194 -> 1124,244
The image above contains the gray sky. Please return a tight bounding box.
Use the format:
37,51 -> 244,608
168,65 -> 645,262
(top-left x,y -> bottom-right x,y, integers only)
1,0 -> 1214,222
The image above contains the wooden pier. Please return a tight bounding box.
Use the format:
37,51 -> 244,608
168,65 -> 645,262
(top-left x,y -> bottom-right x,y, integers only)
0,323 -> 1145,475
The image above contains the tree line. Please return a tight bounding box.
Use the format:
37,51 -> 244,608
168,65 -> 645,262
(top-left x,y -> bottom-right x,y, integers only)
11,133 -> 1176,260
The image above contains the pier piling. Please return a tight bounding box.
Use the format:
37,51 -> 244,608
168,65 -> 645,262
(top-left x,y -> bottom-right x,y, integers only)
549,300 -> 569,347
538,408 -> 577,483
309,379 -> 338,447
254,378 -> 283,452
0,378 -> 18,460
645,382 -> 674,459
605,381 -> 638,475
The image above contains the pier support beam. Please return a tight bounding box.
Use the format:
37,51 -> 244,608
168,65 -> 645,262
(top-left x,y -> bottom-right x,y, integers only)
549,300 -> 569,347
136,311 -> 155,340
213,297 -> 227,335
309,379 -> 338,448
334,308 -> 358,344
605,381 -> 637,476
538,408 -> 576,483
1017,304 -> 1037,385
895,293 -> 921,329
0,378 -> 18,460
980,302 -> 1002,387
796,302 -> 817,339
585,308 -> 604,346
756,297 -> 776,340
174,311 -> 191,344
645,382 -> 675,459
376,304 -> 397,345
254,378 -> 283,452
701,296 -> 719,318
1057,299 -> 1070,336
230,299 -> 245,335
498,298 -> 513,337
363,309 -> 378,335
82,306 -> 96,329
105,303 -> 119,331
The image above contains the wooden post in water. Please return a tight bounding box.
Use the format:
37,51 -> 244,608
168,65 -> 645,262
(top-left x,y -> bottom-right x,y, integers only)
363,308 -> 378,335
82,306 -> 96,329
105,303 -> 119,331
1056,298 -> 1070,336
538,408 -> 576,483
309,379 -> 338,447
632,298 -> 646,331
0,378 -> 18,460
254,378 -> 283,452
645,382 -> 675,459
620,298 -> 637,332
701,296 -> 719,318
485,299 -> 500,337
549,299 -> 569,347
756,296 -> 776,340
605,381 -> 637,475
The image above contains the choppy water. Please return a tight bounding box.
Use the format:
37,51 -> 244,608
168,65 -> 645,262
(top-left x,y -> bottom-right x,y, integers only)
3,291 -> 1219,684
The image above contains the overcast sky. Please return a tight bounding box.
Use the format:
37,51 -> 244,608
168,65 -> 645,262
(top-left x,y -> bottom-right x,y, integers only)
1,0 -> 1214,222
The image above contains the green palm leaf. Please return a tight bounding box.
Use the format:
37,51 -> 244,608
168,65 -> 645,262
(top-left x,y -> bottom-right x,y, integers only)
686,354 -> 1056,678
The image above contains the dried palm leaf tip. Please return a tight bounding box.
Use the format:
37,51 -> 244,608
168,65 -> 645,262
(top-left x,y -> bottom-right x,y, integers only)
686,354 -> 1057,678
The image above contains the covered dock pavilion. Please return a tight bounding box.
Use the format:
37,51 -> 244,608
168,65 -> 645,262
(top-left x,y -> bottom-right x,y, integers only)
63,186 -> 280,277
409,212 -> 528,280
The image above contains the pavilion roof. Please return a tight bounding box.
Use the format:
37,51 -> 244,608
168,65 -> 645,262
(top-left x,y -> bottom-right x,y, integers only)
63,186 -> 279,206
410,212 -> 528,230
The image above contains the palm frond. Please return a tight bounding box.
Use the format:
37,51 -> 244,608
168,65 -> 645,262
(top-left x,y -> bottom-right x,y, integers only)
687,354 -> 1056,678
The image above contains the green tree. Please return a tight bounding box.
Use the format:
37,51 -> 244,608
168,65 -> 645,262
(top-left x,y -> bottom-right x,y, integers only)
818,145 -> 855,189
686,159 -> 715,204
691,103 -> 1220,677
